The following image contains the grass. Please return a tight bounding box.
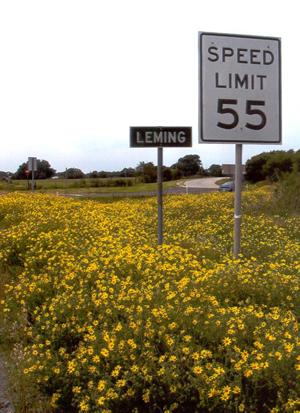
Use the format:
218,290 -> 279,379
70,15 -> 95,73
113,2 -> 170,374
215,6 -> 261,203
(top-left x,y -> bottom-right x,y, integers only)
0,177 -> 183,194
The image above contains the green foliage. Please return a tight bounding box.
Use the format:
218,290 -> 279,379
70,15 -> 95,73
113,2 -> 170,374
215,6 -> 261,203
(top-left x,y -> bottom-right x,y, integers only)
173,154 -> 204,177
135,162 -> 157,183
207,164 -> 222,177
65,168 -> 85,179
134,163 -> 174,183
273,171 -> 300,214
14,160 -> 56,180
263,151 -> 294,181
119,168 -> 136,178
162,166 -> 172,181
170,168 -> 183,180
245,150 -> 297,183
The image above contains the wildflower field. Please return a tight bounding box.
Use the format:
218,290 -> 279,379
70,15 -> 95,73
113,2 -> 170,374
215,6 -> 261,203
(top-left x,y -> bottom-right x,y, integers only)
0,190 -> 300,413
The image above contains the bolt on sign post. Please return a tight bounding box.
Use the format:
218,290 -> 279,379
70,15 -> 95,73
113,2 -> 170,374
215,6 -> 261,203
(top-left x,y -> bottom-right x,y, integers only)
130,126 -> 192,245
198,32 -> 281,257
28,157 -> 38,191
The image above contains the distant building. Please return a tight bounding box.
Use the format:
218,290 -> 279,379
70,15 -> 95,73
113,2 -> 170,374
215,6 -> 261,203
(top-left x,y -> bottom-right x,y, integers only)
222,164 -> 246,177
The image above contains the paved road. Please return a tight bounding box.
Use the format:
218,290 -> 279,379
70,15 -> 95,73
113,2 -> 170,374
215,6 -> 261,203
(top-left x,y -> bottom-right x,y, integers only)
182,177 -> 225,189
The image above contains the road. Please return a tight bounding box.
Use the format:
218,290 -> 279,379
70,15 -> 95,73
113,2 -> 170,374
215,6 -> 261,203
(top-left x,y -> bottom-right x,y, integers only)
182,177 -> 225,190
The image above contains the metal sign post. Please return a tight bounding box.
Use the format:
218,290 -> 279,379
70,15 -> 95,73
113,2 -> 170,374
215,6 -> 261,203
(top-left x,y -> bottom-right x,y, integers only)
130,126 -> 192,245
31,169 -> 35,191
233,144 -> 243,258
28,157 -> 37,192
157,147 -> 163,245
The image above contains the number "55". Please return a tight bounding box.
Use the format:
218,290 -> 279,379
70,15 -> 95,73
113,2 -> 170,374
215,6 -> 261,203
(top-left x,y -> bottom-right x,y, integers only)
217,99 -> 267,130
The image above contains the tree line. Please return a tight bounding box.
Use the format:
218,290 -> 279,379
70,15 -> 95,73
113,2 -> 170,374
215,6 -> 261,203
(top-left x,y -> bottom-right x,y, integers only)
245,149 -> 300,182
4,155 -> 220,182
2,150 -> 299,183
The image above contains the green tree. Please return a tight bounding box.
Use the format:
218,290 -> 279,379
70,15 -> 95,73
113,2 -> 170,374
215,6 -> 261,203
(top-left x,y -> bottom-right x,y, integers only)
246,151 -> 295,183
14,159 -> 56,179
65,168 -> 85,179
162,166 -> 172,181
173,154 -> 203,177
135,162 -> 157,183
37,160 -> 56,179
170,168 -> 183,180
86,170 -> 99,178
207,164 -> 222,177
120,168 -> 135,178
263,151 -> 294,181
245,153 -> 270,183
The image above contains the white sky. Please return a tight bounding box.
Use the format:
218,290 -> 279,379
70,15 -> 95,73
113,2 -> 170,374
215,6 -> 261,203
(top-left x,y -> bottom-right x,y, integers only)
0,0 -> 299,173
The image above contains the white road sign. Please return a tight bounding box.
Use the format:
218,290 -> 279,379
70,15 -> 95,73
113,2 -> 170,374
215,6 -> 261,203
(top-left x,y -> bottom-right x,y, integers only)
28,157 -> 37,171
198,32 -> 281,144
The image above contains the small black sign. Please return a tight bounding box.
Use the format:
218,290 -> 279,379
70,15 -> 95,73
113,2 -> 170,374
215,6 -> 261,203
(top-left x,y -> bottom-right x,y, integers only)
130,127 -> 192,147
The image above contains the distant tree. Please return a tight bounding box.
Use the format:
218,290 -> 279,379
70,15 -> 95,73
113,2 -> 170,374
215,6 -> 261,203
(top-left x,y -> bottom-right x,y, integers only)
263,151 -> 294,181
14,159 -> 56,179
170,168 -> 183,180
37,160 -> 56,179
98,171 -> 108,178
120,168 -> 135,178
245,153 -> 269,183
14,163 -> 28,180
86,170 -> 99,178
142,162 -> 157,183
207,164 -> 222,177
162,166 -> 172,181
135,162 -> 157,183
173,154 -> 203,177
246,151 -> 295,183
65,168 -> 85,179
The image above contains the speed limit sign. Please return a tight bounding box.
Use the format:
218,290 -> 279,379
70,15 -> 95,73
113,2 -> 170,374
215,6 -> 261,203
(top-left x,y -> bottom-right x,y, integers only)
198,32 -> 281,144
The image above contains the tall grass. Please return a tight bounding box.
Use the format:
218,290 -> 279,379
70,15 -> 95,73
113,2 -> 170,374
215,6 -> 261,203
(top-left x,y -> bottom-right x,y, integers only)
0,177 -> 135,192
273,172 -> 300,214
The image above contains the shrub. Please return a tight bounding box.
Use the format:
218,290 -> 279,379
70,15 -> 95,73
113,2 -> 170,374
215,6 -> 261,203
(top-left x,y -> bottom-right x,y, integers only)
273,171 -> 300,214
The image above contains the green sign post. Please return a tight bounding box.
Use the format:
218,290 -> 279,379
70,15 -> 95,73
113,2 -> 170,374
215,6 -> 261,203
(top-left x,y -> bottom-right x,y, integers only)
130,126 -> 192,245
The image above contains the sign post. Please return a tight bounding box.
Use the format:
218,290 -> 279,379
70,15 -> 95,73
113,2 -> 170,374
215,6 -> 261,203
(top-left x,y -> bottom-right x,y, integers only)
233,144 -> 243,257
198,32 -> 281,257
157,147 -> 163,244
130,126 -> 192,245
28,157 -> 38,192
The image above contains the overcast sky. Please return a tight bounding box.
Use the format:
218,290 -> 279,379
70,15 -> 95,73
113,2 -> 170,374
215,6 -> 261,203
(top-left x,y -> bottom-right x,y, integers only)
0,0 -> 299,173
